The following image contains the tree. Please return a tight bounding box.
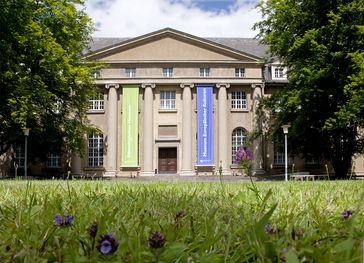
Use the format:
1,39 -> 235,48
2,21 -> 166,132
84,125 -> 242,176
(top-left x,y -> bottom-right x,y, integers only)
255,0 -> 364,178
0,0 -> 99,163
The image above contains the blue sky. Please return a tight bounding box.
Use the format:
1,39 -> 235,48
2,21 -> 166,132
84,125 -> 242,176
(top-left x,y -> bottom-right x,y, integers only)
84,0 -> 261,37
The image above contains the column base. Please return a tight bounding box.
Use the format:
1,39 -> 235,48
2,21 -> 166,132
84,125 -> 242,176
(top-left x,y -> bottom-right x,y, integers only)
103,171 -> 116,177
222,169 -> 232,176
140,171 -> 154,176
180,170 -> 195,176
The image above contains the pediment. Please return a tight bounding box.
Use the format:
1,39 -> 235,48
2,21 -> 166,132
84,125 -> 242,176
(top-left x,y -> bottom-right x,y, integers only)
86,28 -> 260,63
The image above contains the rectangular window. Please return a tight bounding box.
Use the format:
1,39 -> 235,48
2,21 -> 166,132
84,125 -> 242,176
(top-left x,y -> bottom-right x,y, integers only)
231,91 -> 247,110
88,133 -> 103,167
88,93 -> 104,111
235,68 -> 245,78
15,146 -> 25,168
160,90 -> 176,109
199,67 -> 210,77
163,68 -> 173,77
125,68 -> 136,78
272,66 -> 287,80
274,142 -> 285,165
47,152 -> 61,168
274,67 -> 284,78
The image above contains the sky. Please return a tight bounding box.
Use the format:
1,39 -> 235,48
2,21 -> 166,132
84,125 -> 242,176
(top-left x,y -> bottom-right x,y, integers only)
84,0 -> 262,38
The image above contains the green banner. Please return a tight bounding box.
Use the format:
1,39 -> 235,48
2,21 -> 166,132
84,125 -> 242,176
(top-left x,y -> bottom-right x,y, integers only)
122,85 -> 139,167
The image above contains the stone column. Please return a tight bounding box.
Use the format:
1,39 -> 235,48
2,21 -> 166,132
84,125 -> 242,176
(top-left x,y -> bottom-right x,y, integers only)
216,83 -> 232,176
71,153 -> 82,176
180,83 -> 195,176
104,84 -> 119,177
251,83 -> 266,176
141,83 -> 155,176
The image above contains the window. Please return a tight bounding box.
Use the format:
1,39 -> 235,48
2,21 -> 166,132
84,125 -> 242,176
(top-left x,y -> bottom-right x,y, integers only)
274,142 -> 285,165
15,146 -> 25,168
47,152 -> 61,168
88,93 -> 104,111
163,68 -> 173,77
125,68 -> 136,78
199,67 -> 210,77
231,128 -> 247,164
231,91 -> 247,110
88,133 -> 103,167
272,66 -> 287,80
235,68 -> 245,78
160,90 -> 176,109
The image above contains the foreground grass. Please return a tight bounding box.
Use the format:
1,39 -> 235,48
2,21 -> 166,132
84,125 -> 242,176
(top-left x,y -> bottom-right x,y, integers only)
0,180 -> 363,262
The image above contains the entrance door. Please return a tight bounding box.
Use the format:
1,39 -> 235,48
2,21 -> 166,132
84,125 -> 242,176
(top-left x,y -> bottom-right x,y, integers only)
158,148 -> 177,174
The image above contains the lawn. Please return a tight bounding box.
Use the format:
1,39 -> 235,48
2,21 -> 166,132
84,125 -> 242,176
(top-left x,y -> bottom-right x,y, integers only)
0,180 -> 363,262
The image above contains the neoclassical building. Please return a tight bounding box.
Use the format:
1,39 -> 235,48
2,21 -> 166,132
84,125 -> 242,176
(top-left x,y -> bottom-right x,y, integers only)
77,28 -> 271,177
2,28 -> 363,178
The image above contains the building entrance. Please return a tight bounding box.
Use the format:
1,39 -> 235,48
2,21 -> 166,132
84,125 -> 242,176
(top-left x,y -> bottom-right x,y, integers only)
158,147 -> 177,174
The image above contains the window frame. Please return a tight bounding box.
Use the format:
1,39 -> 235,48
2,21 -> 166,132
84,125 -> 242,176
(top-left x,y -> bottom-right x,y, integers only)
235,68 -> 245,78
88,133 -> 104,167
231,128 -> 247,164
160,90 -> 176,110
199,67 -> 210,77
46,152 -> 61,168
15,146 -> 25,168
88,93 -> 104,111
273,141 -> 285,165
162,67 -> 173,77
125,68 -> 136,78
231,91 -> 247,110
272,66 -> 287,80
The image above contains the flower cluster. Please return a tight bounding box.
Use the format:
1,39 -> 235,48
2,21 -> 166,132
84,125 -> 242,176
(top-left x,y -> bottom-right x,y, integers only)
54,213 -> 73,226
148,231 -> 166,249
235,147 -> 253,175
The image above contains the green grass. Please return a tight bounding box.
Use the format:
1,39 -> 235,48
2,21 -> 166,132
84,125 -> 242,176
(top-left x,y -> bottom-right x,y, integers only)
0,180 -> 363,262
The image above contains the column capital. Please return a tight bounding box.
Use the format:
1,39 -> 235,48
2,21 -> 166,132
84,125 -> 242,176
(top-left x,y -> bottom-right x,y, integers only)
251,83 -> 264,89
141,83 -> 156,89
180,83 -> 194,89
105,84 -> 120,90
216,83 -> 230,89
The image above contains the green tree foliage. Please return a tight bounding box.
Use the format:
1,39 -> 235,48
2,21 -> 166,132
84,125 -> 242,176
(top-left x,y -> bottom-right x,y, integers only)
0,0 -> 99,161
255,0 -> 364,178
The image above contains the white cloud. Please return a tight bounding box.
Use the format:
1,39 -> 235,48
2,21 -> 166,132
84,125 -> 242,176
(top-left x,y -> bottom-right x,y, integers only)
84,0 -> 261,38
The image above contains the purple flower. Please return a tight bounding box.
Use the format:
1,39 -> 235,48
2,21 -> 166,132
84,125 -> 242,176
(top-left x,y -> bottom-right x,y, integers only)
53,213 -> 73,226
235,148 -> 253,163
265,223 -> 271,233
54,214 -> 63,226
64,213 -> 74,225
148,231 -> 166,249
97,234 -> 118,255
265,223 -> 276,234
341,209 -> 352,219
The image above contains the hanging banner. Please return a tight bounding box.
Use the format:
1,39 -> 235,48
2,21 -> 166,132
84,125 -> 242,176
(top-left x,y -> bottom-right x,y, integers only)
196,85 -> 214,165
122,85 -> 139,167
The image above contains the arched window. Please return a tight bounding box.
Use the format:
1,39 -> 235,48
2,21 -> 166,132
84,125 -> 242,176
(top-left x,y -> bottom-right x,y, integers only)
232,128 -> 247,164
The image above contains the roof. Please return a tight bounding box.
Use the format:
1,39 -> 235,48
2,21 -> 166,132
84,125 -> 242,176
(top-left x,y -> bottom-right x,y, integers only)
85,28 -> 269,59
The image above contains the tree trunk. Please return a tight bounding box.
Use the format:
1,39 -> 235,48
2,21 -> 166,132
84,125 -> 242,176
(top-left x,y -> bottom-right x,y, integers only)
329,128 -> 355,179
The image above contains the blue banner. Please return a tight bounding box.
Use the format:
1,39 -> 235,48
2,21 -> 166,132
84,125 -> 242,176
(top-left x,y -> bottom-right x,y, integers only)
196,85 -> 214,165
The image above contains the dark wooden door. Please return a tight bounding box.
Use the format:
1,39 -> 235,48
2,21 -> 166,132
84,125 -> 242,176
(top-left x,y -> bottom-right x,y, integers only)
158,148 -> 177,174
